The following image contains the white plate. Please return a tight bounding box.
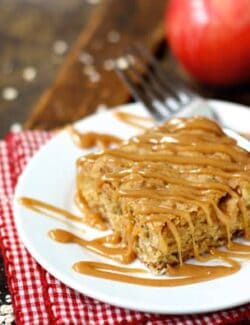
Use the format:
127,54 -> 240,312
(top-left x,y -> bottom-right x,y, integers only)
14,100 -> 250,315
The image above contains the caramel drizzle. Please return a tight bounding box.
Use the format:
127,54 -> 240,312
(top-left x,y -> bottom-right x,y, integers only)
18,197 -> 250,287
49,229 -> 135,264
18,116 -> 250,287
72,257 -> 240,287
104,150 -> 244,171
68,126 -> 122,149
49,227 -> 246,287
19,197 -> 83,223
119,189 -> 212,224
77,116 -> 249,265
105,164 -> 250,182
159,117 -> 223,134
133,131 -> 236,145
141,142 -> 248,163
19,197 -> 106,231
114,111 -> 153,130
19,197 -> 133,264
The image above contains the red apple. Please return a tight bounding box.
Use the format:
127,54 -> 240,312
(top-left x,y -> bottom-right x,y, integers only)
166,0 -> 250,86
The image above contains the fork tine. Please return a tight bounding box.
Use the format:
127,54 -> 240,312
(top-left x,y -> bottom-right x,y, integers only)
126,58 -> 178,113
129,45 -> 182,105
135,44 -> 196,103
115,60 -> 165,121
127,57 -> 181,117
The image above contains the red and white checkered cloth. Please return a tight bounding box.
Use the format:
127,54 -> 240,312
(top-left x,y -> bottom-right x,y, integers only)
0,130 -> 250,325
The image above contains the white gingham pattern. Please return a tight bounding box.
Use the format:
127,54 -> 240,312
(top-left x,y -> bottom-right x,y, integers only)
0,131 -> 250,325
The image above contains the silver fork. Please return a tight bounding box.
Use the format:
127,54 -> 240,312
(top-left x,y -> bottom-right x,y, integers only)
115,45 -> 250,151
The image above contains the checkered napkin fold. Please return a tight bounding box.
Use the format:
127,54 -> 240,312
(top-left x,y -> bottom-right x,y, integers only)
0,130 -> 250,325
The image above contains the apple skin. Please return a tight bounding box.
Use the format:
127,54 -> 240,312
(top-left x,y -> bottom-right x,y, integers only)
166,0 -> 250,86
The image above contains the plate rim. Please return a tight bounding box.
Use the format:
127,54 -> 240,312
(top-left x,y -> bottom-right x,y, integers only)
13,99 -> 250,315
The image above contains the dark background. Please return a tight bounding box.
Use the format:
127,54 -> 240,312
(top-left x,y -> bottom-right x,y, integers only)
0,0 -> 95,136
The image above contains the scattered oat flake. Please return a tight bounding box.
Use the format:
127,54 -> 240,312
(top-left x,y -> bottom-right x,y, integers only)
107,30 -> 120,43
96,104 -> 108,113
85,0 -> 101,4
79,52 -> 94,65
23,66 -> 37,81
89,73 -> 100,83
4,314 -> 14,324
10,123 -> 22,133
103,59 -> 114,71
2,87 -> 18,101
83,65 -> 96,76
53,40 -> 68,55
0,304 -> 13,315
5,295 -> 11,303
116,57 -> 129,70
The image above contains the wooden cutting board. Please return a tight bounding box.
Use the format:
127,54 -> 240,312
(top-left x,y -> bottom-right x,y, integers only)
25,0 -> 167,129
